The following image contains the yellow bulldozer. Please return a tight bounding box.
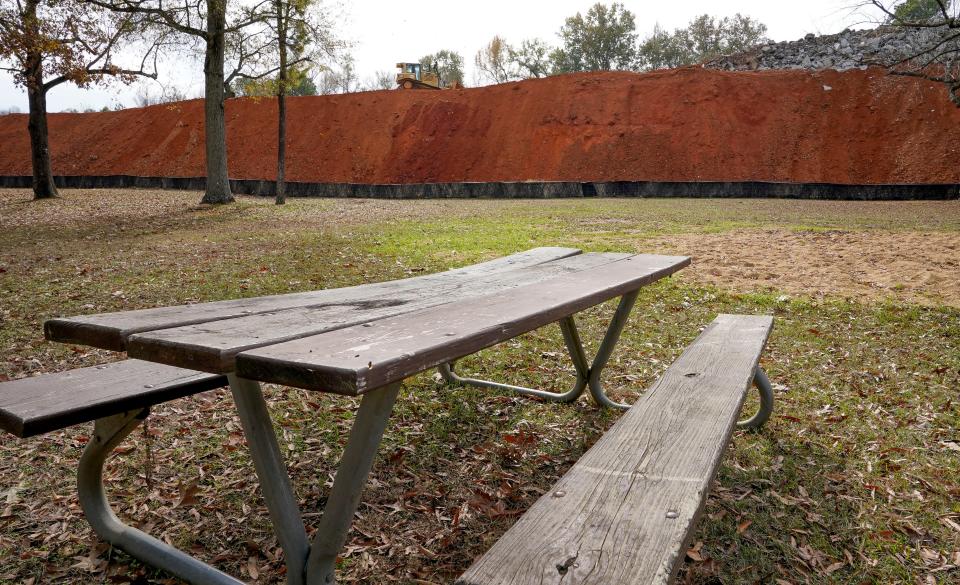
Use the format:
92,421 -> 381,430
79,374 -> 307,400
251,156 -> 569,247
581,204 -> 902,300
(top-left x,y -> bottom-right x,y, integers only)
395,62 -> 441,90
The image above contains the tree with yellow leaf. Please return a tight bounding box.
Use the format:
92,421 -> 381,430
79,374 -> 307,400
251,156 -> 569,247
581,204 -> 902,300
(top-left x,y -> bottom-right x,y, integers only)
0,0 -> 163,199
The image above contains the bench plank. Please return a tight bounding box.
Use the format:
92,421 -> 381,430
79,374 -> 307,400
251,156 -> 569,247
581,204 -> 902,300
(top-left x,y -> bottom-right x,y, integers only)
0,360 -> 226,438
125,253 -> 635,373
455,314 -> 773,585
234,254 -> 690,395
45,247 -> 581,351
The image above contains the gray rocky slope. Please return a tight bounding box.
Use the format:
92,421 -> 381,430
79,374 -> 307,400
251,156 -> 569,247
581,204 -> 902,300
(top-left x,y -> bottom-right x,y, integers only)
705,25 -> 954,72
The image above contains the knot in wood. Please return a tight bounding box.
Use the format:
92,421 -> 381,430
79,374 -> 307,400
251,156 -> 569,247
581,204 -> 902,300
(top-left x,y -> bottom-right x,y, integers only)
556,555 -> 578,575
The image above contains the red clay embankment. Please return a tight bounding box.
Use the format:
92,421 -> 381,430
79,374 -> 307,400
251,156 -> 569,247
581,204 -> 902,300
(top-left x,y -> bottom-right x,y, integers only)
0,67 -> 958,184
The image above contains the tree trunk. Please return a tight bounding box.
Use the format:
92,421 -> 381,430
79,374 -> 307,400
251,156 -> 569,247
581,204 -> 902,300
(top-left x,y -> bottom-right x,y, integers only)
200,0 -> 234,204
26,77 -> 58,200
275,0 -> 287,205
24,6 -> 57,200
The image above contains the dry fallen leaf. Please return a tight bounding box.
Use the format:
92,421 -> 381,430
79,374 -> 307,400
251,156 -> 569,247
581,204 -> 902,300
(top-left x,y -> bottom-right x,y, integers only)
686,540 -> 705,562
919,548 -> 940,565
70,553 -> 105,573
940,516 -> 960,534
175,480 -> 200,508
824,561 -> 845,574
2,484 -> 20,504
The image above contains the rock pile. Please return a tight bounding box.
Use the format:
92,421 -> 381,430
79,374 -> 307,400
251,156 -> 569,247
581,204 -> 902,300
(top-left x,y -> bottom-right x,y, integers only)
706,25 -> 951,72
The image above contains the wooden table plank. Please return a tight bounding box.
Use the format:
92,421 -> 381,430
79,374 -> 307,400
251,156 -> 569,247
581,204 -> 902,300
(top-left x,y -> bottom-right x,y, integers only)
125,253 -> 635,373
455,314 -> 773,585
234,254 -> 690,394
44,247 -> 581,351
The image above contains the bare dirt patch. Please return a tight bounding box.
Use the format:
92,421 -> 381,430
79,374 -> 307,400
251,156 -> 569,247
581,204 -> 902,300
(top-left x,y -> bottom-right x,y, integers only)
0,187 -> 260,231
644,228 -> 960,306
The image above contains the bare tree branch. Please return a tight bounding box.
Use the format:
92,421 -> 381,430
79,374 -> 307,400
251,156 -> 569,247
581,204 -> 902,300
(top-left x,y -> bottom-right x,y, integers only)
84,0 -> 205,37
230,55 -> 309,83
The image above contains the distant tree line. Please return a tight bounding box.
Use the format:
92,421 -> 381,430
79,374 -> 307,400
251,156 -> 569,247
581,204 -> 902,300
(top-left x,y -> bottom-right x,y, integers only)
272,49 -> 466,95
474,3 -> 768,84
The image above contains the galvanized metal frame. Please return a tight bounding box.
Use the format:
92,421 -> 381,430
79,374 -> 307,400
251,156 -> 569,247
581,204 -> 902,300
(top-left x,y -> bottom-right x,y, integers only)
439,291 -> 641,409
305,383 -> 400,585
228,374 -> 309,585
77,378 -> 401,585
78,408 -> 245,585
440,291 -> 776,427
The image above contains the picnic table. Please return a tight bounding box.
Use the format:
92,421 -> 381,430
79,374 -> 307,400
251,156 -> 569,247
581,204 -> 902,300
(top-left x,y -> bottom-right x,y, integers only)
1,247 -> 775,585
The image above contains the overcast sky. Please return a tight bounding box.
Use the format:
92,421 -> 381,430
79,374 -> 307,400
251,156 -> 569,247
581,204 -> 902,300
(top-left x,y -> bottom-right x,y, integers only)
0,0 -> 884,112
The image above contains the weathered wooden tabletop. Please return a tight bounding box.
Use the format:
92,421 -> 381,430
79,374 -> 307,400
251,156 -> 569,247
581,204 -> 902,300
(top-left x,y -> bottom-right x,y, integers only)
46,248 -> 690,393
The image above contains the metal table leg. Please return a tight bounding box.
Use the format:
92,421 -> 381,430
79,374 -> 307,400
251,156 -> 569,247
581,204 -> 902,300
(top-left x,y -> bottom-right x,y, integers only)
438,315 -> 590,402
230,377 -> 401,585
78,380 -> 401,585
584,291 -> 640,410
439,290 -> 641,409
78,409 -> 245,585
229,375 -> 309,585
305,383 -> 401,585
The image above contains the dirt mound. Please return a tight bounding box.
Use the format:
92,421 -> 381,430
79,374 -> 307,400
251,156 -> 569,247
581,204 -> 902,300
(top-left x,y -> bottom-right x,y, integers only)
0,67 -> 958,184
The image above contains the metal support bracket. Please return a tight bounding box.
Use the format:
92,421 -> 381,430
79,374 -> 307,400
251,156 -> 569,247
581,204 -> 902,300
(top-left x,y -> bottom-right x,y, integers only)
228,375 -> 400,585
78,408 -> 245,585
77,380 -> 401,585
439,294 -> 777,429
736,367 -> 774,430
229,376 -> 401,585
439,290 -> 641,409
229,374 -> 309,585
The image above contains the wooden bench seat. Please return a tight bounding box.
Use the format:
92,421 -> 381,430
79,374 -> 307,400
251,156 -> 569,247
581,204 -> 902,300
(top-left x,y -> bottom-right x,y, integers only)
0,360 -> 226,438
455,314 -> 774,585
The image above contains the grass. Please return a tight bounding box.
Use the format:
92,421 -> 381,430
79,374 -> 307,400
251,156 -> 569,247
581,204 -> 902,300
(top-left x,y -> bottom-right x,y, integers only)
0,189 -> 958,584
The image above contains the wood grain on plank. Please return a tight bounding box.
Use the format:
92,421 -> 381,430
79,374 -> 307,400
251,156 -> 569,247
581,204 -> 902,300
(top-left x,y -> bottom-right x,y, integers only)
234,254 -> 690,394
125,253 -> 636,373
0,360 -> 226,438
44,247 -> 581,351
455,314 -> 773,585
